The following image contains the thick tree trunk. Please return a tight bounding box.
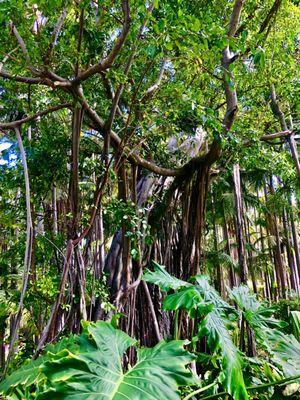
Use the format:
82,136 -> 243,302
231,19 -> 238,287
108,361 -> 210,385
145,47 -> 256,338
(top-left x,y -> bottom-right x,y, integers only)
282,208 -> 300,294
233,164 -> 248,283
288,196 -> 300,278
181,164 -> 212,277
222,204 -> 237,288
267,178 -> 287,298
244,212 -> 257,293
212,192 -> 224,296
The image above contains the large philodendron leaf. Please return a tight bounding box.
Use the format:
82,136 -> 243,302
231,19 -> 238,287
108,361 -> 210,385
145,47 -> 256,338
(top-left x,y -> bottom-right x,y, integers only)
0,356 -> 46,396
291,311 -> 300,341
163,286 -> 208,317
230,286 -> 300,377
146,269 -> 248,400
229,286 -> 286,334
199,312 -> 248,400
195,277 -> 248,400
0,336 -> 78,398
264,329 -> 300,377
38,321 -> 196,400
194,276 -> 235,313
143,261 -> 190,291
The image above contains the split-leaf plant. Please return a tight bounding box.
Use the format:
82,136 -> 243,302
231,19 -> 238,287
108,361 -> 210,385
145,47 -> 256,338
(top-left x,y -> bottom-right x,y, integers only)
0,320 -> 196,400
2,262 -> 300,400
143,261 -> 300,399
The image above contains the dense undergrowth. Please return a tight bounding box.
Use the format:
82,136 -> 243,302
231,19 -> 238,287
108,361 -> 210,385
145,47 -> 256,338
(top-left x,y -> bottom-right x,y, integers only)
1,263 -> 300,400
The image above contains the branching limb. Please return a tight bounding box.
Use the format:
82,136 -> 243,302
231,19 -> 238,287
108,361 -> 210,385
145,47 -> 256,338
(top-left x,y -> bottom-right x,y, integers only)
44,6 -> 68,65
76,86 -> 179,175
72,0 -> 131,84
0,103 -> 71,129
103,2 -> 158,164
0,70 -> 45,84
77,85 -> 220,177
270,84 -> 288,130
100,72 -> 124,118
9,21 -> 38,74
140,58 -> 168,103
270,85 -> 300,177
260,130 -> 292,141
259,0 -> 282,34
222,0 -> 245,134
228,0 -> 245,37
231,0 -> 283,62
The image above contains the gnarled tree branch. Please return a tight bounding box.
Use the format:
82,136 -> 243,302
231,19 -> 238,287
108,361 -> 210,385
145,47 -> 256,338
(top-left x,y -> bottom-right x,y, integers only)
44,6 -> 68,65
9,21 -> 38,75
0,103 -> 71,129
72,0 -> 131,84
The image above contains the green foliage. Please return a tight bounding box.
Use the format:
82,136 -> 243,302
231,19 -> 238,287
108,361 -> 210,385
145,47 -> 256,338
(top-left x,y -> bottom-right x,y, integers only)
0,321 -> 196,400
0,336 -> 78,399
85,272 -> 114,313
230,286 -> 286,334
163,286 -> 206,316
144,262 -> 300,399
273,297 -> 300,333
103,199 -> 152,258
0,0 -> 299,398
230,286 -> 300,378
291,311 -> 300,341
144,265 -> 248,400
266,330 -> 300,378
194,277 -> 247,400
143,260 -> 190,291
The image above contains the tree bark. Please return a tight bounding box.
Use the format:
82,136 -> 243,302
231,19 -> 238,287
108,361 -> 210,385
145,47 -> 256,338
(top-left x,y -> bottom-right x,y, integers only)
233,164 -> 247,283
244,212 -> 257,293
5,127 -> 33,374
222,203 -> 237,288
283,208 -> 300,294
270,85 -> 300,177
52,184 -> 58,235
288,196 -> 300,278
212,192 -> 224,296
267,178 -> 287,298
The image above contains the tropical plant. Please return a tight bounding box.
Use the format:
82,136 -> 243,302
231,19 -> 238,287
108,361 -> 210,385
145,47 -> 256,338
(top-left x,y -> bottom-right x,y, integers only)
230,286 -> 300,378
143,262 -> 300,399
0,320 -> 196,400
144,263 -> 248,399
0,336 -> 78,400
291,311 -> 300,341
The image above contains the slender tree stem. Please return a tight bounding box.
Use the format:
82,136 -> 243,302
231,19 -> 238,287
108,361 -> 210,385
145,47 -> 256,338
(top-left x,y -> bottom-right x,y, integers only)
183,382 -> 217,400
4,127 -> 33,375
